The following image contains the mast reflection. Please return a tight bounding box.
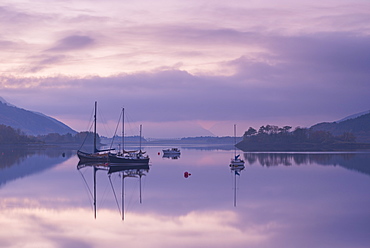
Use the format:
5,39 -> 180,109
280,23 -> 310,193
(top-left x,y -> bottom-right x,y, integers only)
229,164 -> 245,207
108,164 -> 150,220
77,162 -> 150,220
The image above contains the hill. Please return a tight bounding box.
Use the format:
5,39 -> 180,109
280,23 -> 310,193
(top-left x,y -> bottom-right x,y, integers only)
0,97 -> 76,136
236,111 -> 370,151
310,112 -> 370,143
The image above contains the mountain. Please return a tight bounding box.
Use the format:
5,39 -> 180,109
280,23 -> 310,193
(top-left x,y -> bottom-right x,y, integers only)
336,110 -> 370,123
0,97 -> 76,136
310,111 -> 370,143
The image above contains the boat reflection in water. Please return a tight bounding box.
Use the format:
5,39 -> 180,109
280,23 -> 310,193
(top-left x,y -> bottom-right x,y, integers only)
230,163 -> 245,207
162,153 -> 180,159
77,162 -> 150,220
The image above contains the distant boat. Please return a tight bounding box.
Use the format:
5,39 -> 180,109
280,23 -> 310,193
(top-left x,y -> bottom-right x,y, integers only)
77,101 -> 113,163
108,108 -> 149,165
230,124 -> 245,168
162,148 -> 181,156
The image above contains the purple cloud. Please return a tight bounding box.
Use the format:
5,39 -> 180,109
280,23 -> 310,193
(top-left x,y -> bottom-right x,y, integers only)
1,0 -> 369,137
47,35 -> 94,52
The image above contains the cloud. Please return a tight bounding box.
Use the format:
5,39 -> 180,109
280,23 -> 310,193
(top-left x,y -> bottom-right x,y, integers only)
267,32 -> 370,75
20,55 -> 68,73
1,0 -> 369,136
0,39 -> 15,48
47,35 -> 95,52
1,44 -> 368,134
0,6 -> 38,24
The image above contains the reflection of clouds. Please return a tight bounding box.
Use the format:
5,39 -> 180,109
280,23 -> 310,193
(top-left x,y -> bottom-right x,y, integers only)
0,207 -> 277,247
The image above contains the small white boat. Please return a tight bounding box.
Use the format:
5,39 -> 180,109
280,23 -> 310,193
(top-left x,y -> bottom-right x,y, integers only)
230,154 -> 245,168
162,148 -> 181,155
230,124 -> 244,168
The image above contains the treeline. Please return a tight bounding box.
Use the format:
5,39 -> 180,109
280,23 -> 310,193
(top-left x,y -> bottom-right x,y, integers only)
36,131 -> 100,144
242,125 -> 356,144
0,124 -> 38,144
0,124 -> 100,145
236,124 -> 369,151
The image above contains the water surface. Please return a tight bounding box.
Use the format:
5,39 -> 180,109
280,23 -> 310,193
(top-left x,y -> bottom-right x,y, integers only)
0,146 -> 369,248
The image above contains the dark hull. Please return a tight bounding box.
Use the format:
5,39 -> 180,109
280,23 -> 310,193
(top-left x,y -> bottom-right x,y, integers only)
108,153 -> 149,164
77,150 -> 109,163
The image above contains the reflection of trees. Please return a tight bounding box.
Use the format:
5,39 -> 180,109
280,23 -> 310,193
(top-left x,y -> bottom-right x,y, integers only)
0,146 -> 73,188
243,152 -> 370,176
0,147 -> 35,169
244,153 -> 293,166
243,153 -> 357,167
0,146 -> 73,169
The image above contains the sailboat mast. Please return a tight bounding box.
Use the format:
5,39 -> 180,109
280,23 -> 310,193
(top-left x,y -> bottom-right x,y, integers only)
93,166 -> 97,219
234,171 -> 237,207
122,173 -> 125,221
139,175 -> 142,204
122,108 -> 124,154
234,124 -> 237,158
94,101 -> 97,153
139,124 -> 142,152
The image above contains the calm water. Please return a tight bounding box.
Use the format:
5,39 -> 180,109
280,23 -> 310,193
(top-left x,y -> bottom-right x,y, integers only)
1,146 -> 370,248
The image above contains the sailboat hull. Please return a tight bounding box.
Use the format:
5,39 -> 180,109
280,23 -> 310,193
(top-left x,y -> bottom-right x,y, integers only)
230,161 -> 245,168
108,153 -> 150,164
77,150 -> 109,163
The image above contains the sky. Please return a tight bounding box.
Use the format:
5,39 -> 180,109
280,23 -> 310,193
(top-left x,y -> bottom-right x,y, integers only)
0,0 -> 369,138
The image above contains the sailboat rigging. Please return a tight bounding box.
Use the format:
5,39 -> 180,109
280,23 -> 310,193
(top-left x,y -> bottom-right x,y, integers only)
108,108 -> 149,164
77,101 -> 114,163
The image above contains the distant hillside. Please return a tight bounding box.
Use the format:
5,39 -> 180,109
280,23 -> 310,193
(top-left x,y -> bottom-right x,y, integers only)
310,112 -> 370,143
0,97 -> 76,136
236,111 -> 370,152
336,110 -> 370,123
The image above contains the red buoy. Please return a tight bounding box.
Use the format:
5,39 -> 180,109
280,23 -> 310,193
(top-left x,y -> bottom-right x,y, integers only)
184,171 -> 191,178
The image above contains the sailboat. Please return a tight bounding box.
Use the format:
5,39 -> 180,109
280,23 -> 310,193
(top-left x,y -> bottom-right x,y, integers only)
108,108 -> 149,165
230,124 -> 245,168
77,101 -> 113,163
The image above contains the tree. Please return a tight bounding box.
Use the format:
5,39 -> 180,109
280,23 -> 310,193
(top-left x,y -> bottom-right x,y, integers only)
309,130 -> 334,143
258,125 -> 266,134
243,127 -> 257,139
337,132 -> 356,142
279,126 -> 292,134
292,127 -> 309,142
